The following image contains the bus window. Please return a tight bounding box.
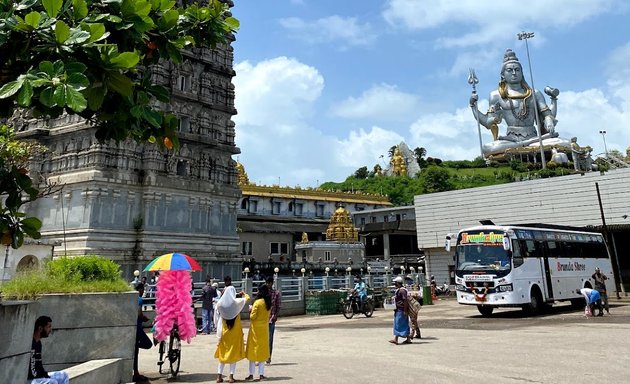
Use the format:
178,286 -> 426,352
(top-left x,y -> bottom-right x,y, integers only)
520,239 -> 545,258
583,241 -> 607,258
545,241 -> 563,258
512,239 -> 524,267
563,241 -> 583,258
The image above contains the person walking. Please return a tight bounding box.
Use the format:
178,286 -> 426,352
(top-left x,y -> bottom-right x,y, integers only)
591,267 -> 609,315
199,276 -> 218,334
389,276 -> 412,345
407,291 -> 422,339
214,277 -> 249,383
266,275 -> 281,365
28,316 -> 69,384
245,284 -> 272,381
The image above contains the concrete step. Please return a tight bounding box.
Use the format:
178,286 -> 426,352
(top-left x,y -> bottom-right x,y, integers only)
65,358 -> 130,384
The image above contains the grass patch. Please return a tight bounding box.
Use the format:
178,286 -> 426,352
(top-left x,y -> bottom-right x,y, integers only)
0,255 -> 131,300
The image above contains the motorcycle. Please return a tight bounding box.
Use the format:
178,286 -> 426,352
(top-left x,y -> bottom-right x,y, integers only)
435,283 -> 452,296
341,291 -> 374,319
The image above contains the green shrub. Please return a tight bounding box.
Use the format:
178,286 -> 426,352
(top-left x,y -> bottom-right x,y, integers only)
0,255 -> 129,300
46,255 -> 122,282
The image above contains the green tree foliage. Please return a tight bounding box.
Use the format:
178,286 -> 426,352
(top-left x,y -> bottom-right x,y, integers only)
420,166 -> 453,193
320,175 -> 423,206
0,125 -> 45,247
0,0 -> 239,248
0,0 -> 238,145
413,146 -> 427,168
353,166 -> 368,179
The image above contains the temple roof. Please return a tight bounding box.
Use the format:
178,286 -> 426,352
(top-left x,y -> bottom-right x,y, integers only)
236,162 -> 391,205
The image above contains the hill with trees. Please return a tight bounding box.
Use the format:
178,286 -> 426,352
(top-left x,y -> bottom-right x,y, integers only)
321,153 -> 590,207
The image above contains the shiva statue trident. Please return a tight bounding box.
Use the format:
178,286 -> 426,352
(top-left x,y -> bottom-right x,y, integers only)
469,49 -> 570,158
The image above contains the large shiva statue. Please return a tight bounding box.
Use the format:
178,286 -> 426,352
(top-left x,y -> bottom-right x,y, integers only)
469,49 -> 571,158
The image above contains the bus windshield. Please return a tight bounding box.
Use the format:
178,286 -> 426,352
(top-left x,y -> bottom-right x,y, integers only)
455,231 -> 511,276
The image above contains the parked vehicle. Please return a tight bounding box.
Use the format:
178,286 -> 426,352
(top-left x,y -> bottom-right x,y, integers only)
435,283 -> 452,296
341,291 -> 374,319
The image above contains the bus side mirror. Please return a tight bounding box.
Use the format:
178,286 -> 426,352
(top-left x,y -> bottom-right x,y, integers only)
445,234 -> 453,252
503,235 -> 511,251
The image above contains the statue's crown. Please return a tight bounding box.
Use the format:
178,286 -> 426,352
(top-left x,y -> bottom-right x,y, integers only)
503,49 -> 520,65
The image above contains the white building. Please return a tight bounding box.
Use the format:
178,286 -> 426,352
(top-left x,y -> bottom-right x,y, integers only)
1,240 -> 60,282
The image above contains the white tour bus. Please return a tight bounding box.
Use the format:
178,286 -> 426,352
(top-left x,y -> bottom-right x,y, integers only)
445,223 -> 615,316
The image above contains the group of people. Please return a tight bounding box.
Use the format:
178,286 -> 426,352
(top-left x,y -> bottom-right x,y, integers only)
213,275 -> 281,383
578,267 -> 611,317
389,276 -> 422,345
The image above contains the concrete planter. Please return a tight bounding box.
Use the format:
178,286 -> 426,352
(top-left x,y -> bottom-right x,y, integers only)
0,301 -> 37,384
0,291 -> 137,383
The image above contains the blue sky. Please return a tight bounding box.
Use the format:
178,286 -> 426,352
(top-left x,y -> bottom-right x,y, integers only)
230,0 -> 630,187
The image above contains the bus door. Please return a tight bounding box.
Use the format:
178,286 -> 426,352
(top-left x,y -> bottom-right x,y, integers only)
540,241 -> 555,300
540,256 -> 554,300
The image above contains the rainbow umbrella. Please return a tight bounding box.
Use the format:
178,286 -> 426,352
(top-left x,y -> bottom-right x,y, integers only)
143,252 -> 202,272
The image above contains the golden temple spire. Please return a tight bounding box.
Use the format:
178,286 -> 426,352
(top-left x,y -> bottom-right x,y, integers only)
325,206 -> 358,242
236,161 -> 250,186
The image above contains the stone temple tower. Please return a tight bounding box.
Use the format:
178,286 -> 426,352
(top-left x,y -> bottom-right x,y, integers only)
15,1 -> 243,277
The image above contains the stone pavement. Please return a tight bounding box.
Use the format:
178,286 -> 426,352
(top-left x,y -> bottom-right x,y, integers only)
137,297 -> 630,384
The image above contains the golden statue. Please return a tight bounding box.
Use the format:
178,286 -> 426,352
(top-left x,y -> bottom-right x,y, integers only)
301,232 -> 309,243
373,164 -> 383,177
391,147 -> 407,176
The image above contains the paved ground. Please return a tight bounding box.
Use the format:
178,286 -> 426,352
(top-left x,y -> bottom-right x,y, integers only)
138,297 -> 630,384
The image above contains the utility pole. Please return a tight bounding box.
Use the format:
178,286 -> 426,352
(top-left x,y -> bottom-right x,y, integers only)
595,182 -> 622,299
518,31 -> 546,169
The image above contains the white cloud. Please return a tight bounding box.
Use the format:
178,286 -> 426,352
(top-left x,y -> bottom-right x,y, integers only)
409,107 -> 483,160
331,84 -> 420,122
279,15 -> 377,48
335,126 -> 405,169
383,0 -> 618,48
233,57 -> 405,186
233,57 -> 324,129
606,42 -> 630,113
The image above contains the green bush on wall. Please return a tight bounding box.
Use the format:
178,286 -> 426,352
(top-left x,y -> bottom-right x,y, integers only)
0,255 -> 130,300
46,255 -> 122,282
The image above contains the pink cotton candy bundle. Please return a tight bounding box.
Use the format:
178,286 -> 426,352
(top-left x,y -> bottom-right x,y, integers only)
154,270 -> 197,343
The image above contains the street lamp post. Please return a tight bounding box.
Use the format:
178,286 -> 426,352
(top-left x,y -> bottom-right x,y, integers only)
518,31 -> 546,169
599,130 -> 608,158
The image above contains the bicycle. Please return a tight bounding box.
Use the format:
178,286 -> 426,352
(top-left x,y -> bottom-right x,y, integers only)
157,324 -> 181,377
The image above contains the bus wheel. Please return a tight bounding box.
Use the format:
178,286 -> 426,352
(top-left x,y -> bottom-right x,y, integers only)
523,287 -> 542,316
477,305 -> 494,317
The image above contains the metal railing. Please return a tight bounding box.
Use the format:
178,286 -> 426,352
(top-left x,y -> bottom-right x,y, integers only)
139,274 -> 408,310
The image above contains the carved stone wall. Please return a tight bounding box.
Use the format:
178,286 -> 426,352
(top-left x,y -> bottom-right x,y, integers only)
15,34 -> 242,272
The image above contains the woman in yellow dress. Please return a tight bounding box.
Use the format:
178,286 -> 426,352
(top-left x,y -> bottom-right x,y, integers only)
214,283 -> 249,383
245,284 -> 271,381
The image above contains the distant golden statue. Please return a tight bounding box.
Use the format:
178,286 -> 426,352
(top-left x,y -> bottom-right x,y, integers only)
373,164 -> 383,177
301,232 -> 309,243
391,147 -> 407,176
